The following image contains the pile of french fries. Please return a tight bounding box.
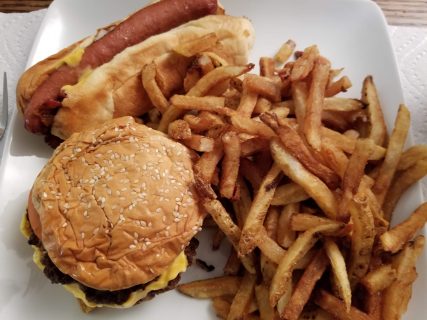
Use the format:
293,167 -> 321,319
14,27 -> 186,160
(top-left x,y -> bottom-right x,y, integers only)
142,34 -> 427,320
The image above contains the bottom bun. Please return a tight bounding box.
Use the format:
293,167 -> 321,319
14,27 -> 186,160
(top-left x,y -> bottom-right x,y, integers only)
20,213 -> 198,312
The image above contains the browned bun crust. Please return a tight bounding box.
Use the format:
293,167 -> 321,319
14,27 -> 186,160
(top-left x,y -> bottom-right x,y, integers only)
30,116 -> 203,291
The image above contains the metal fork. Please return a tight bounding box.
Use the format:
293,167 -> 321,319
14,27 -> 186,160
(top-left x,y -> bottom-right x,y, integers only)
0,72 -> 7,140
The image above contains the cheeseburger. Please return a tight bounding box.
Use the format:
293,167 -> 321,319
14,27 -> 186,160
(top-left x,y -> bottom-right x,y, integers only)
21,117 -> 203,311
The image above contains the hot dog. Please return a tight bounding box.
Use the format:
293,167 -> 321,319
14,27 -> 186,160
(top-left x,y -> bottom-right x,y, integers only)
17,0 -> 255,141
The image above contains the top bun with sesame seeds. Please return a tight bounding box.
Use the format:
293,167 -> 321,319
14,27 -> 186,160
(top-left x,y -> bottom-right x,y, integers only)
25,116 -> 203,308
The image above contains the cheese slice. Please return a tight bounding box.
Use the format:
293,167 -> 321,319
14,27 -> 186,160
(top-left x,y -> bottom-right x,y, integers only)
21,214 -> 188,309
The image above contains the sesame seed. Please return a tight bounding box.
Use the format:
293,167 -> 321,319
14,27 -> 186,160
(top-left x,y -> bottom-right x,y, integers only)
129,244 -> 136,249
43,192 -> 47,198
62,222 -> 67,228
81,232 -> 85,239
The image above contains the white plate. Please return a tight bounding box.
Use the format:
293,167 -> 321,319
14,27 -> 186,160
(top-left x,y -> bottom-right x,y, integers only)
0,0 -> 425,319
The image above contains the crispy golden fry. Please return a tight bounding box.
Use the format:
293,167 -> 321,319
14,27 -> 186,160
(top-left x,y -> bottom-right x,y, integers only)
290,45 -> 319,81
372,104 -> 411,205
237,85 -> 258,117
255,283 -> 278,320
224,249 -> 241,276
254,97 -> 273,114
178,276 -> 241,298
230,114 -> 276,139
184,112 -> 225,133
304,56 -> 331,150
269,223 -> 344,306
240,137 -> 269,157
239,164 -> 282,256
348,197 -> 375,288
260,253 -> 278,286
183,67 -> 201,93
366,291 -> 382,320
362,75 -> 387,146
173,32 -> 218,57
397,145 -> 427,171
170,95 -> 234,116
383,159 -> 427,220
220,131 -> 241,199
142,62 -> 169,113
267,106 -> 290,119
271,183 -> 309,206
240,158 -> 266,192
276,280 -> 293,316
260,57 -> 276,78
227,271 -> 257,320
256,227 -> 286,264
244,74 -> 281,102
271,139 -> 338,219
324,239 -> 352,312
380,202 -> 427,253
194,139 -> 224,183
168,119 -> 192,140
325,76 -> 352,97
232,176 -> 252,228
338,138 -> 375,221
183,134 -> 215,152
263,116 -> 340,189
290,214 -> 344,232
343,129 -> 360,139
281,250 -> 329,320
212,297 -> 231,319
315,290 -> 371,320
203,199 -> 256,274
277,203 -> 298,248
382,236 -> 425,320
361,264 -> 397,293
264,206 -> 280,239
274,39 -> 296,64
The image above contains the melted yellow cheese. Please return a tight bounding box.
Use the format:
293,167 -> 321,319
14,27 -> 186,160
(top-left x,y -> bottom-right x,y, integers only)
62,46 -> 85,67
21,214 -> 188,309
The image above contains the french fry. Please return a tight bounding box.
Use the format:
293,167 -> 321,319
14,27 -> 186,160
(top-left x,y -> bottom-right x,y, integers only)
256,227 -> 286,264
274,39 -> 296,64
183,67 -> 201,92
227,271 -> 257,320
173,32 -> 218,57
177,276 -> 241,298
224,249 -> 241,276
323,97 -> 363,112
264,206 -> 280,239
325,76 -> 352,97
245,74 -> 281,102
260,253 -> 278,286
321,127 -> 385,161
239,164 -> 282,256
290,214 -> 344,232
276,280 -> 293,316
362,75 -> 388,146
324,239 -> 352,312
338,138 -> 375,221
315,290 -> 371,320
271,139 -> 338,219
184,112 -> 225,133
262,115 -> 340,189
253,97 -> 273,114
304,56 -> 331,150
380,202 -> 427,253
196,54 -> 215,75
372,104 -> 410,205
142,62 -> 169,113
269,223 -> 344,306
232,176 -> 252,228
383,159 -> 427,220
239,158 -> 265,191
366,291 -> 382,320
194,139 -> 224,183
255,283 -> 278,320
230,114 -> 276,139
170,95 -> 234,116
183,135 -> 215,152
361,264 -> 397,293
277,203 -> 298,248
281,250 -> 329,320
168,119 -> 192,140
220,131 -> 241,199
290,45 -> 319,81
260,57 -> 276,78
240,137 -> 269,157
237,83 -> 258,117
348,196 -> 375,288
382,236 -> 425,320
212,297 -> 231,319
271,183 -> 309,206
203,199 -> 256,274
397,145 -> 427,171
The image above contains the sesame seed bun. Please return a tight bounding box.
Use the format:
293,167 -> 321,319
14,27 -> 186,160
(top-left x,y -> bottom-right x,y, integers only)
29,116 -> 203,291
